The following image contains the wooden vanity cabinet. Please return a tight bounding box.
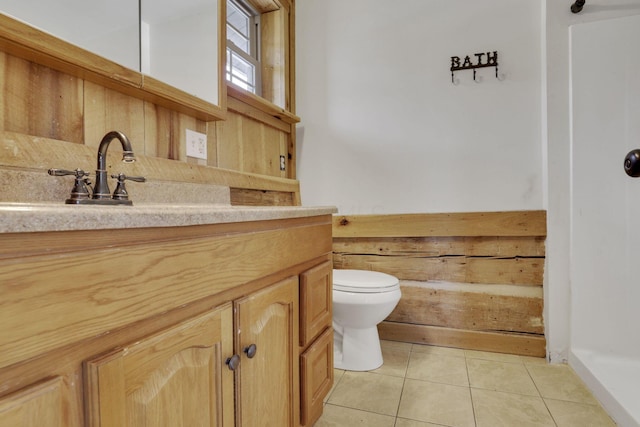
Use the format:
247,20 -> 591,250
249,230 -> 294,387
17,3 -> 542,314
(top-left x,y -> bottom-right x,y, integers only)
0,214 -> 334,427
83,273 -> 318,427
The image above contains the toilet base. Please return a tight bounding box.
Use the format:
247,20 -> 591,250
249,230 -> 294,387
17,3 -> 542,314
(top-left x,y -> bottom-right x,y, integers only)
333,323 -> 383,371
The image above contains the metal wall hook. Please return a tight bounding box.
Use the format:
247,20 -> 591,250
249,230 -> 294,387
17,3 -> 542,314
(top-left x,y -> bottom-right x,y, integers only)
450,51 -> 502,85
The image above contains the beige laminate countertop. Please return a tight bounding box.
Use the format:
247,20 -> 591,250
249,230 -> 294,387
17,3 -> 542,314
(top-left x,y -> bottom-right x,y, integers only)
0,203 -> 337,233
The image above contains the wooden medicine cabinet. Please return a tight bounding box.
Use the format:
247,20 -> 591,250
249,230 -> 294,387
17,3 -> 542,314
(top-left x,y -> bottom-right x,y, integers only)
0,0 -> 226,120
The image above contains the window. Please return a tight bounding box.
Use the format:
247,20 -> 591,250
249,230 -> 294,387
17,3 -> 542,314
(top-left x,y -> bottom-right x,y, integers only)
226,0 -> 260,95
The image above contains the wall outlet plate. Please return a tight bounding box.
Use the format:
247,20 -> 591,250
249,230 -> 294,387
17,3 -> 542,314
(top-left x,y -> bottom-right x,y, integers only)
186,129 -> 207,160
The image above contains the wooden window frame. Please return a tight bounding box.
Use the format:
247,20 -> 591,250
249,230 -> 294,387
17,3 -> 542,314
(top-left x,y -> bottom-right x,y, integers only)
226,0 -> 299,125
226,0 -> 261,95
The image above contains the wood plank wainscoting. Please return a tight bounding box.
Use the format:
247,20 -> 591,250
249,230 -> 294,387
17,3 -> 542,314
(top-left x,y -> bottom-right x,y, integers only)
332,211 -> 547,357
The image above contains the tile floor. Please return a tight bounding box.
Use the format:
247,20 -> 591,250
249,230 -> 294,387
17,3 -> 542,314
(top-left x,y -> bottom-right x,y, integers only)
315,341 -> 617,427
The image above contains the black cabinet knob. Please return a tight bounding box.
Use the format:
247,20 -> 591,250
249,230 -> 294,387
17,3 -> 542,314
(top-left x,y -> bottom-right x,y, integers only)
243,344 -> 257,359
226,354 -> 240,371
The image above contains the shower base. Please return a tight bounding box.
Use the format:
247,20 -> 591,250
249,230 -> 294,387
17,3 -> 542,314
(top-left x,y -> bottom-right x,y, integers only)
570,348 -> 640,427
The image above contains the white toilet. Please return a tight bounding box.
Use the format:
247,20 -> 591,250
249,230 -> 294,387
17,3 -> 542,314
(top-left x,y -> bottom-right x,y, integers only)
332,269 -> 402,371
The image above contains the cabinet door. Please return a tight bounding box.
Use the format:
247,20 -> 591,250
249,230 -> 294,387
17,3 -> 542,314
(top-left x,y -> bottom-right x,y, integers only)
85,304 -> 234,427
0,378 -> 66,427
235,276 -> 299,427
300,261 -> 332,347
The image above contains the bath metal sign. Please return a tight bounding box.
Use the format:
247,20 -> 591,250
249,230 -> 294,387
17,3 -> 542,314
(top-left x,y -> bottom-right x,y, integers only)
450,51 -> 500,84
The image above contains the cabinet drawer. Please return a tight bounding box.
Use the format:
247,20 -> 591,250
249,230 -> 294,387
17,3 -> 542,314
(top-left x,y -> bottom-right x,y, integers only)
300,261 -> 332,347
300,328 -> 333,427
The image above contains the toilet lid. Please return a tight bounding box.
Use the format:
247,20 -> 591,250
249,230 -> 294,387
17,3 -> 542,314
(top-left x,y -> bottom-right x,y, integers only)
333,269 -> 400,293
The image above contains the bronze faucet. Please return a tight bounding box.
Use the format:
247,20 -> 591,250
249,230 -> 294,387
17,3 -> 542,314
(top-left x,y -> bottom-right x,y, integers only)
92,131 -> 136,200
48,131 -> 145,205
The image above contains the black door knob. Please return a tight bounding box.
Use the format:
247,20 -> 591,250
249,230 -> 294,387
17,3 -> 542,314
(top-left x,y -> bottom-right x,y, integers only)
624,149 -> 640,177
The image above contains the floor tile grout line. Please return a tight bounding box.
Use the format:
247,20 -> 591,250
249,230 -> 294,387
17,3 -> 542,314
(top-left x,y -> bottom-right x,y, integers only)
391,344 -> 414,427
522,360 -> 562,426
464,355 -> 479,427
399,374 -> 545,398
325,368 -> 344,404
407,344 -> 479,427
393,372 -> 408,426
523,362 -> 545,398
321,401 -> 397,419
540,398 -> 561,427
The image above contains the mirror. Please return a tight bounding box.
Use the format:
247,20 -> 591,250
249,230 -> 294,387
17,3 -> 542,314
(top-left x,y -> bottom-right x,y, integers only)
141,0 -> 219,105
0,0 -> 223,114
0,0 -> 139,71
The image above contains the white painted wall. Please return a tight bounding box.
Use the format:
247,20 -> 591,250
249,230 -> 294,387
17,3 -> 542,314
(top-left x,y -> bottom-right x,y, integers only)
296,0 -> 543,214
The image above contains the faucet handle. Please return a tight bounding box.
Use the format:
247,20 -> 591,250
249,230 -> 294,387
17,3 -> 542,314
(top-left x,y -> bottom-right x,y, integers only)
48,168 -> 88,178
48,168 -> 92,203
112,174 -> 146,183
110,173 -> 146,201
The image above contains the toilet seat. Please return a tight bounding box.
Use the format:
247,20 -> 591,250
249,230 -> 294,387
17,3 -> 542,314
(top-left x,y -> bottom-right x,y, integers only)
333,269 -> 400,293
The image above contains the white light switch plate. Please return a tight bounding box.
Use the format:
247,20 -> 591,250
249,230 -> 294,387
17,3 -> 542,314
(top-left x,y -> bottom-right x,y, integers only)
186,129 -> 207,160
